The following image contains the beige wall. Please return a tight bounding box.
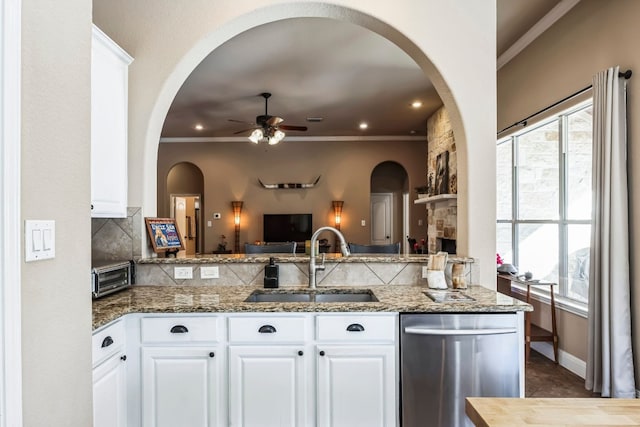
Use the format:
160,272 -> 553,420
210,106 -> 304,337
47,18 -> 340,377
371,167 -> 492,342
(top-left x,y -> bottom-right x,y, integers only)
498,0 -> 640,376
94,0 -> 498,287
21,0 -> 93,425
157,139 -> 426,252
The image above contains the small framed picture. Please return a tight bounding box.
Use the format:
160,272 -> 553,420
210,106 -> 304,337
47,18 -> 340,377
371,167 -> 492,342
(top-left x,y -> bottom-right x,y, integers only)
145,217 -> 185,253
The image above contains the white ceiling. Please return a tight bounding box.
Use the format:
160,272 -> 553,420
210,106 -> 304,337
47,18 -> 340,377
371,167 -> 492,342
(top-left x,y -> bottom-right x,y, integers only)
161,2 -> 564,141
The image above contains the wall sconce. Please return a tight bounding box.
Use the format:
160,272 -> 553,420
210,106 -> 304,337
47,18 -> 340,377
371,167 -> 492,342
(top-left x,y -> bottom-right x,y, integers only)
332,200 -> 344,230
231,201 -> 243,253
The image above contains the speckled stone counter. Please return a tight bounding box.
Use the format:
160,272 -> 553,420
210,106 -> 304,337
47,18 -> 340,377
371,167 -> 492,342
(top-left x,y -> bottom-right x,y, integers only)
93,284 -> 532,330
134,254 -> 478,287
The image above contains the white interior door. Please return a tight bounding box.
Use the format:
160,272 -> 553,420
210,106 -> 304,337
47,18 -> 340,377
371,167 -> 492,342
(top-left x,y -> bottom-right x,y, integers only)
371,193 -> 393,245
174,197 -> 187,257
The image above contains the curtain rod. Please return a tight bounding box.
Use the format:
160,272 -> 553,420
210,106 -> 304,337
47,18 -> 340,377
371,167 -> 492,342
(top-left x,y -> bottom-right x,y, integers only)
497,69 -> 632,135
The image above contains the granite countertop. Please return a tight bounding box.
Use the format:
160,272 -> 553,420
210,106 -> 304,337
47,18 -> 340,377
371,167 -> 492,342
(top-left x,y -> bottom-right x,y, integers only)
136,254 -> 474,264
92,284 -> 532,330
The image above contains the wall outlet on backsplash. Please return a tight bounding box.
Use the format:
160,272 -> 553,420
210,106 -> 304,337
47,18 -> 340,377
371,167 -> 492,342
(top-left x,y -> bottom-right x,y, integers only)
201,266 -> 219,279
174,267 -> 193,279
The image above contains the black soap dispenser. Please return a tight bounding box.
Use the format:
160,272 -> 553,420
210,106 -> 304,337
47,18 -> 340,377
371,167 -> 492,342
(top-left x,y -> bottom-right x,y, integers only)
264,257 -> 279,288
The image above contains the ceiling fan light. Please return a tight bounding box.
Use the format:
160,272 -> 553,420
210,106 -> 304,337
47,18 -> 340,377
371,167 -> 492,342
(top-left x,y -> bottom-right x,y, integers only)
268,130 -> 285,145
248,128 -> 263,143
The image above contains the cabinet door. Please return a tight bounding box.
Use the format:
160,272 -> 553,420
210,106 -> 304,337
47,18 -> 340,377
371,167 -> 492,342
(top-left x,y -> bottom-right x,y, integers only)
93,352 -> 127,427
228,345 -> 310,427
317,345 -> 397,427
91,26 -> 132,218
142,346 -> 222,427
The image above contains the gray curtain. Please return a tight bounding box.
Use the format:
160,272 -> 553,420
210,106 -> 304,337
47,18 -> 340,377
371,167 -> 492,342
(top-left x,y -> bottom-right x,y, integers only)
586,66 -> 636,397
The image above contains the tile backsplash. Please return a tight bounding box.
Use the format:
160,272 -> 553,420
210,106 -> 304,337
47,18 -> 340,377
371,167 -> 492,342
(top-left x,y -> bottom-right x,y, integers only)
92,207 -> 142,261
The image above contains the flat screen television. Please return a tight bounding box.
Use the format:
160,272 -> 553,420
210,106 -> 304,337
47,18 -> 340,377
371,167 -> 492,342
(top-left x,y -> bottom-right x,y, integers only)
263,214 -> 312,244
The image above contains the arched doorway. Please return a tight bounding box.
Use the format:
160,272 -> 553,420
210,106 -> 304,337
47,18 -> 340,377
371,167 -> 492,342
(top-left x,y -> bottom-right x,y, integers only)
370,161 -> 409,253
164,162 -> 204,255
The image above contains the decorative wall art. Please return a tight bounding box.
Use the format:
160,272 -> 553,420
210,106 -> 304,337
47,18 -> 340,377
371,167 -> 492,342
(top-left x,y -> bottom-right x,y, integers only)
435,151 -> 449,195
145,217 -> 185,254
258,176 -> 321,189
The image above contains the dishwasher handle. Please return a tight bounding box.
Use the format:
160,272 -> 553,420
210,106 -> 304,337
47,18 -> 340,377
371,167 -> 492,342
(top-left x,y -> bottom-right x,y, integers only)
404,326 -> 517,336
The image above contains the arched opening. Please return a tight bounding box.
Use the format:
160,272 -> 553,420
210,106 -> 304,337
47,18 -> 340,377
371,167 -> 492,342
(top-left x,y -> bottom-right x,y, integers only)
162,162 -> 205,255
369,161 -> 410,253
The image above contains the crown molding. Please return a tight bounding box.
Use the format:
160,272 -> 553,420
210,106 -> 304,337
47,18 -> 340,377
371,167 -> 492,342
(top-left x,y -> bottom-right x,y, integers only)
159,135 -> 426,143
497,0 -> 581,70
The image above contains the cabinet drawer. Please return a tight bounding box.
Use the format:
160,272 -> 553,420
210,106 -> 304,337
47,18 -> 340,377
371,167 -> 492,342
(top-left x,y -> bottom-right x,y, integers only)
92,319 -> 125,366
228,316 -> 309,343
141,316 -> 220,343
316,314 -> 397,342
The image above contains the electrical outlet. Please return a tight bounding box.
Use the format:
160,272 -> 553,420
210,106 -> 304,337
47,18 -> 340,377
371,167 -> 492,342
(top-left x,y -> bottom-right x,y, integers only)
201,266 -> 219,279
207,220 -> 212,227
174,267 -> 193,279
422,266 -> 429,279
361,219 -> 366,227
418,219 -> 423,226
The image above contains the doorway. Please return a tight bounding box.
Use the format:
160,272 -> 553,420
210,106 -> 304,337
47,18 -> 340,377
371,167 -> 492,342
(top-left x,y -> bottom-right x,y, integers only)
370,161 -> 409,252
170,195 -> 201,256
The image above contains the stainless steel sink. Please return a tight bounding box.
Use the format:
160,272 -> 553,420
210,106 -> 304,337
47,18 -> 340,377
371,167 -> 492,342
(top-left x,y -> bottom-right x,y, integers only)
244,289 -> 378,303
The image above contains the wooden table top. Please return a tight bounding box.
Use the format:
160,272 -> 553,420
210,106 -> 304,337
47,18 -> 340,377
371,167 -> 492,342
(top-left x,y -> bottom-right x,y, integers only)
466,398 -> 640,426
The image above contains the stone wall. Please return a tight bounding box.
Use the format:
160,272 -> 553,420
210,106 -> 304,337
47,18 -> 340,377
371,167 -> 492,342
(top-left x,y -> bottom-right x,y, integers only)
91,207 -> 143,261
426,106 -> 457,254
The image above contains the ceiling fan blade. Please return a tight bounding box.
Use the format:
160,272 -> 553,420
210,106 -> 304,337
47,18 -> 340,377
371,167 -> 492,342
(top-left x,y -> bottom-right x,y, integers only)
233,127 -> 259,135
228,119 -> 255,125
266,116 -> 284,126
279,124 -> 308,132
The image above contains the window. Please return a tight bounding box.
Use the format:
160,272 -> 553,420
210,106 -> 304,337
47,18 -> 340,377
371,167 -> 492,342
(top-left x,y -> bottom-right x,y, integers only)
497,101 -> 592,310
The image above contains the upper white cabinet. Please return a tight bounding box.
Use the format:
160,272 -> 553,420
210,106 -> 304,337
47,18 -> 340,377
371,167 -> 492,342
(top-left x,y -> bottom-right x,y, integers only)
91,25 -> 133,218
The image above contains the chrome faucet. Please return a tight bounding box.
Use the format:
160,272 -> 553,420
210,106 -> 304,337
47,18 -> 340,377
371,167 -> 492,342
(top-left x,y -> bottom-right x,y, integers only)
309,226 -> 350,288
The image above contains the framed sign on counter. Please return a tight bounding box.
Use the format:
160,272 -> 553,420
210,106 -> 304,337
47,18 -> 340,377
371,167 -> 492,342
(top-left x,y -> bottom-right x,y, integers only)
145,217 -> 185,254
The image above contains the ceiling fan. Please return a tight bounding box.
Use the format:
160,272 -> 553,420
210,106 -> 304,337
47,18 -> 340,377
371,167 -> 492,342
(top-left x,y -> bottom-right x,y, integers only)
229,92 -> 308,145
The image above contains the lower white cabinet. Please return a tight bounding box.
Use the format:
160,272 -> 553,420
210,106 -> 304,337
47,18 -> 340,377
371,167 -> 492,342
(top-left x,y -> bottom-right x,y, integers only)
228,345 -> 311,427
316,344 -> 396,427
93,351 -> 128,427
141,346 -> 222,427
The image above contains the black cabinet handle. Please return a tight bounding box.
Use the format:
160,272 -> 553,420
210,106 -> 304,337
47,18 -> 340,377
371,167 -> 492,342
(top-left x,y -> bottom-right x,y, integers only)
170,325 -> 189,334
298,350 -> 304,356
346,323 -> 365,332
101,336 -> 114,348
319,350 -> 325,356
209,352 -> 215,358
258,325 -> 277,333
120,355 -> 127,361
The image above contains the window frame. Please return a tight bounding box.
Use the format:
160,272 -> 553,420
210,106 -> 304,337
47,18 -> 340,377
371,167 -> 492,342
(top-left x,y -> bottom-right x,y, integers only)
497,100 -> 592,317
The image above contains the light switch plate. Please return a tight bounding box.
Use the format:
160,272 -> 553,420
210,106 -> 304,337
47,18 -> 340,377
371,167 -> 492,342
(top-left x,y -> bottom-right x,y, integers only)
25,220 -> 55,262
174,266 -> 193,279
201,266 -> 219,279
361,220 -> 366,226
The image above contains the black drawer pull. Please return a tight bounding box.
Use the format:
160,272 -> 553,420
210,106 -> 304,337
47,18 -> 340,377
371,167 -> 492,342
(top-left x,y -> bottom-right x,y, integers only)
170,325 -> 189,334
101,336 -> 114,348
258,325 -> 277,333
346,323 -> 365,332
319,350 -> 325,356
209,352 -> 215,358
298,350 -> 304,356
120,355 -> 127,361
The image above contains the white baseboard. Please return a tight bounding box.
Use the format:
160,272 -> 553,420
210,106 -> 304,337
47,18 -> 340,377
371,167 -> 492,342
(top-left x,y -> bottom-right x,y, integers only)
530,342 -> 586,379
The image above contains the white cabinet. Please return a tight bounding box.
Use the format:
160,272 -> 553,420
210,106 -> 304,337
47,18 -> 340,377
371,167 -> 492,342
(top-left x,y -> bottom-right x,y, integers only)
91,25 -> 133,218
316,314 -> 398,427
227,315 -> 313,427
316,345 -> 396,427
92,320 -> 127,427
228,345 -> 310,427
140,316 -> 224,427
93,351 -> 128,427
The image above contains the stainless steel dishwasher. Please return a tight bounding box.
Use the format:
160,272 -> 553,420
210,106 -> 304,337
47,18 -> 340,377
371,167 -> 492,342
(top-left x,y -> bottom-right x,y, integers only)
400,313 -> 523,427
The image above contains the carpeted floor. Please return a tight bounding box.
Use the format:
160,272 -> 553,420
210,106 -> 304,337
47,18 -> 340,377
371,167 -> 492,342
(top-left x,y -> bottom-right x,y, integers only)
525,350 -> 597,398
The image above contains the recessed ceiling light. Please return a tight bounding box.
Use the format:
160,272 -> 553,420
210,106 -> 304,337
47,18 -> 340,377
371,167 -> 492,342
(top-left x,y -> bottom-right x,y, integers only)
194,124 -> 204,131
411,101 -> 423,108
306,117 -> 324,122
359,122 -> 368,130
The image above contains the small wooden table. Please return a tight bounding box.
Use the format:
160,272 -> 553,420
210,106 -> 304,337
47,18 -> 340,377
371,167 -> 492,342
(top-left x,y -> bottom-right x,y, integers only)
466,398 -> 640,426
497,274 -> 559,364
